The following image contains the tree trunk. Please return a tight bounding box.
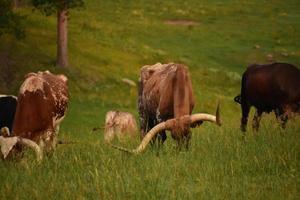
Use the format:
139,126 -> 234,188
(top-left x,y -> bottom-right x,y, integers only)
56,8 -> 68,68
14,0 -> 19,8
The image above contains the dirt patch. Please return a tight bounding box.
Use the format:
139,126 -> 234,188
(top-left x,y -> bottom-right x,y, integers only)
164,20 -> 199,26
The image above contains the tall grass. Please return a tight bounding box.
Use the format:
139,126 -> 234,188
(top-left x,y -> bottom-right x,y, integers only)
0,0 -> 299,199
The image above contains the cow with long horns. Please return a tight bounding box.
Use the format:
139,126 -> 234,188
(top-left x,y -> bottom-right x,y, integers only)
110,63 -> 221,153
0,71 -> 68,162
235,62 -> 300,132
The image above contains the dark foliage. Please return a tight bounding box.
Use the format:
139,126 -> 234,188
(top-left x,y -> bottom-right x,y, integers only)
32,0 -> 84,15
0,0 -> 25,39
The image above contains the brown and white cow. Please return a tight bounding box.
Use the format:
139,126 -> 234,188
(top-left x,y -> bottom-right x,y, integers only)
0,71 -> 68,161
104,111 -> 137,142
109,63 -> 221,154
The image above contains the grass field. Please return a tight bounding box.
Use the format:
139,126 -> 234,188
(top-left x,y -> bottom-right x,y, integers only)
0,0 -> 299,199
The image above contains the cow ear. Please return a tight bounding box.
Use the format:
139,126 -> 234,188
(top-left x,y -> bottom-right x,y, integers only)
58,75 -> 68,83
0,136 -> 18,159
1,127 -> 10,137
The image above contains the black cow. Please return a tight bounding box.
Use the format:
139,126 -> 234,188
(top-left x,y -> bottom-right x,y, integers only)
0,95 -> 17,134
235,63 -> 300,131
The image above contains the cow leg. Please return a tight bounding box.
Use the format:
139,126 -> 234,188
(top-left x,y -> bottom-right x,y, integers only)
39,129 -> 56,154
252,110 -> 262,131
157,131 -> 167,146
153,113 -> 168,147
139,115 -> 149,140
52,124 -> 60,149
145,118 -> 158,146
240,102 -> 250,132
275,108 -> 288,129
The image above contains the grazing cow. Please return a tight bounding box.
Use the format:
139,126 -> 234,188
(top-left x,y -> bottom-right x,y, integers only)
0,71 -> 69,161
104,111 -> 137,142
0,95 -> 17,134
235,62 -> 300,132
108,63 -> 220,154
0,71 -> 68,161
11,71 -> 69,153
106,63 -> 220,154
138,63 -> 195,148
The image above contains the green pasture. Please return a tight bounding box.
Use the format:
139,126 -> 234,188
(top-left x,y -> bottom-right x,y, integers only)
0,0 -> 299,199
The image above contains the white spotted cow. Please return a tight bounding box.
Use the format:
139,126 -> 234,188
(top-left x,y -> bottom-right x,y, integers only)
0,71 -> 69,161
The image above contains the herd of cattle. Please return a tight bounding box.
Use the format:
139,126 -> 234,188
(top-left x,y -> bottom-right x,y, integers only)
0,62 -> 299,161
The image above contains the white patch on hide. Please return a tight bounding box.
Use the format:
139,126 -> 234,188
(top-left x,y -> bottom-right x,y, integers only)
49,86 -> 68,107
20,75 -> 44,94
58,74 -> 68,83
0,136 -> 18,159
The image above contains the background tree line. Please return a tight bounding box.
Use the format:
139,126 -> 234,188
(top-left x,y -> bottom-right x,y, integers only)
0,0 -> 84,68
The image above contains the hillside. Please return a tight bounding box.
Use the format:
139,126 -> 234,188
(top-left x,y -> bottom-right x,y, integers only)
0,0 -> 299,199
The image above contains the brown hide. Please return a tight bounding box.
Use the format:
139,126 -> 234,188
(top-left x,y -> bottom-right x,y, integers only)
138,63 -> 195,143
238,62 -> 300,131
12,71 -> 68,151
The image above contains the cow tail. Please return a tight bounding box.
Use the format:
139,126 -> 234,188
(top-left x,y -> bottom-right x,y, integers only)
137,76 -> 147,138
240,73 -> 248,104
173,65 -> 190,135
234,95 -> 242,104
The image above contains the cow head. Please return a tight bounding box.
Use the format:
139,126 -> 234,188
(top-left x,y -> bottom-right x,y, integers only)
109,104 -> 221,154
0,127 -> 42,162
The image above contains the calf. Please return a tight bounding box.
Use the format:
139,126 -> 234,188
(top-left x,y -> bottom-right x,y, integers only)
104,111 -> 137,142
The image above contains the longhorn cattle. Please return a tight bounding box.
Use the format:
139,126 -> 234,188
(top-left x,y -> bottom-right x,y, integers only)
0,71 -> 69,161
104,111 -> 137,142
0,95 -> 17,134
109,63 -> 221,154
138,63 -> 195,147
235,62 -> 300,132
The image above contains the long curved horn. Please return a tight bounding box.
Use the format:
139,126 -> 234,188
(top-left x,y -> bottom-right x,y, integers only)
108,120 -> 170,154
109,104 -> 221,154
191,103 -> 221,126
17,138 -> 43,163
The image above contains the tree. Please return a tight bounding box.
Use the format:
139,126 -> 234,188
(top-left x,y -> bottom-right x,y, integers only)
32,0 -> 84,68
0,0 -> 25,39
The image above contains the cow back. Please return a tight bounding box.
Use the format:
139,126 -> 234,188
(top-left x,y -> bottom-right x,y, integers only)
12,71 -> 68,141
242,63 -> 300,111
139,63 -> 195,121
